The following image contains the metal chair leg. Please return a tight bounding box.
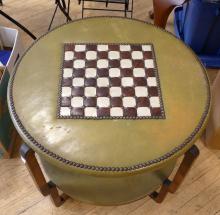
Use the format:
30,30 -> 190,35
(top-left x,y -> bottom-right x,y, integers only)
48,3 -> 58,31
0,10 -> 36,40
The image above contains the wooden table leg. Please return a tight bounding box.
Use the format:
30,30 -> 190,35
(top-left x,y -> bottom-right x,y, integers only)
20,143 -> 68,207
150,144 -> 199,203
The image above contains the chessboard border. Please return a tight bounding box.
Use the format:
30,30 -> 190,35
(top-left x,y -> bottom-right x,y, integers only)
57,42 -> 166,120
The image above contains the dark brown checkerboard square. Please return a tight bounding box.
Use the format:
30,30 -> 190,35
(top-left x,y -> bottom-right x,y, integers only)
58,43 -> 165,119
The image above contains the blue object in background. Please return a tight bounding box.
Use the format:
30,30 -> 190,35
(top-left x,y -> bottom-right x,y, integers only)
174,0 -> 220,68
0,50 -> 12,66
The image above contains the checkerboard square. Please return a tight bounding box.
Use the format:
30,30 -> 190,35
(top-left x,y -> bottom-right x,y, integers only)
85,87 -> 96,97
120,59 -> 132,68
84,97 -> 97,107
135,87 -> 148,97
123,97 -> 136,107
63,68 -> 73,78
97,69 -> 109,77
97,77 -> 109,87
122,87 -> 135,97
142,45 -> 152,52
73,69 -> 85,77
75,52 -> 85,59
62,78 -> 72,87
120,45 -> 131,52
124,108 -> 137,117
74,60 -> 85,69
150,97 -> 160,108
145,59 -> 154,68
122,77 -> 134,87
60,107 -> 71,116
72,78 -> 84,87
72,87 -> 84,96
62,87 -> 71,97
75,45 -> 86,52
71,97 -> 83,108
59,43 -> 165,119
110,87 -> 122,97
109,68 -> 120,77
110,107 -> 123,117
97,97 -> 110,108
85,107 -> 97,117
86,51 -> 97,60
137,107 -> 151,117
133,68 -> 145,77
64,51 -> 74,61
108,51 -> 120,60
147,77 -> 157,87
97,59 -> 109,69
97,108 -> 110,117
97,87 -> 109,97
97,45 -> 108,51
132,51 -> 143,60
61,97 -> 71,107
85,68 -> 96,78
71,108 -> 84,116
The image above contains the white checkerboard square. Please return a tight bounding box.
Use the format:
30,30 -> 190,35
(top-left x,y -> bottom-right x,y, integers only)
110,107 -> 123,117
72,78 -> 84,87
62,87 -> 71,97
71,97 -> 83,107
109,68 -> 120,77
123,97 -> 136,107
86,51 -> 97,60
110,87 -> 122,97
135,87 -> 148,97
97,97 -> 110,107
132,51 -> 143,60
109,51 -> 120,60
97,78 -> 109,87
74,60 -> 85,69
85,68 -> 97,78
75,45 -> 86,52
97,59 -> 109,69
133,68 -> 145,77
63,68 -> 73,78
64,51 -> 74,61
85,87 -> 96,97
85,107 -> 97,117
122,77 -> 134,87
120,59 -> 132,68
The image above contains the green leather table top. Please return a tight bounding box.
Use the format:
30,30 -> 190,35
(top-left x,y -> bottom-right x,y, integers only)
8,17 -> 210,173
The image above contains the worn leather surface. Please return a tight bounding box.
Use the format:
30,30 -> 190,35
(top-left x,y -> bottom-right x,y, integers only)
9,17 -> 209,171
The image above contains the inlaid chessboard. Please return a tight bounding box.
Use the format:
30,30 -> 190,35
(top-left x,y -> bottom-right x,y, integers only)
57,43 -> 165,119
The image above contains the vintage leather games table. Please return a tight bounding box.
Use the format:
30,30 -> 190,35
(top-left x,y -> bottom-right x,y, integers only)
8,17 -> 210,206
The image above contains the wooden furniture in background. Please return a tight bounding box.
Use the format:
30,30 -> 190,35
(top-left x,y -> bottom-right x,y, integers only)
152,0 -> 189,28
205,72 -> 220,149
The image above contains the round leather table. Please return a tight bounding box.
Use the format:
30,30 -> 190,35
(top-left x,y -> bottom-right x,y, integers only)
8,17 -> 210,206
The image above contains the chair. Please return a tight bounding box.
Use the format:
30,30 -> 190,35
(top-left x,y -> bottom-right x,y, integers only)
151,0 -> 189,28
79,0 -> 133,18
48,0 -> 72,31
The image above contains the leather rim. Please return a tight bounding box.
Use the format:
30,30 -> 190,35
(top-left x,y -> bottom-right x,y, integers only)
8,16 -> 211,172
